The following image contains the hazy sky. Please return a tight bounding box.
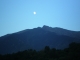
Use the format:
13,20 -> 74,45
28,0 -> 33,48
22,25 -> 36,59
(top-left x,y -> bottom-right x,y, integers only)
0,0 -> 80,36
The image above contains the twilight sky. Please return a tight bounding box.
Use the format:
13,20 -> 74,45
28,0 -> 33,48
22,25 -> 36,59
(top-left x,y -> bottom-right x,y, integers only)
0,0 -> 80,36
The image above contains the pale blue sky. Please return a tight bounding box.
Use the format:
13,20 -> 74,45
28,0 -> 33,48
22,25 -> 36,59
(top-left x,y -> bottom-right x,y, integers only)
0,0 -> 80,36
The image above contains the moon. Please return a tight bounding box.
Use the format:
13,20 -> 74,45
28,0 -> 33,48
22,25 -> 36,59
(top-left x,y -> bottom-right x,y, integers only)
33,12 -> 36,15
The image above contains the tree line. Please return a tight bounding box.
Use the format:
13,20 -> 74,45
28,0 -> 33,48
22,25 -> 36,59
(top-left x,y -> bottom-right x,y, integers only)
0,42 -> 80,60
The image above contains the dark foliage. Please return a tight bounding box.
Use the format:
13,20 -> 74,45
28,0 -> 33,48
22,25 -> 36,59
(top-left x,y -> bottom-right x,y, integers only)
0,42 -> 80,60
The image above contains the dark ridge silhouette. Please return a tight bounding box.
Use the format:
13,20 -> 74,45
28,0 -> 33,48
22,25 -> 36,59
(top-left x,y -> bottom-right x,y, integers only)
0,25 -> 80,55
42,25 -> 80,39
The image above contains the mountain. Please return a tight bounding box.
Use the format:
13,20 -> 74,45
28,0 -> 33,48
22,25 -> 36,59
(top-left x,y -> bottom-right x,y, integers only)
0,25 -> 80,55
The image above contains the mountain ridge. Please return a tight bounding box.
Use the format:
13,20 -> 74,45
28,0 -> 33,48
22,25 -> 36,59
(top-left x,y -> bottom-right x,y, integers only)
0,25 -> 80,37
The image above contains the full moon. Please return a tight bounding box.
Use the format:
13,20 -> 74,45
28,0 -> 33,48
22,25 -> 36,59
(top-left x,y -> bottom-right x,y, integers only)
33,12 -> 36,15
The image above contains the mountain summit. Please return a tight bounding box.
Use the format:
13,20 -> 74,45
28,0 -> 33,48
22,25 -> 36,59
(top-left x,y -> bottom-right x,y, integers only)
42,25 -> 80,39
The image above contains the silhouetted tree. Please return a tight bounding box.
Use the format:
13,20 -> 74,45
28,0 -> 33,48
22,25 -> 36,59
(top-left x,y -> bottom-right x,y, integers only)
0,42 -> 80,60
